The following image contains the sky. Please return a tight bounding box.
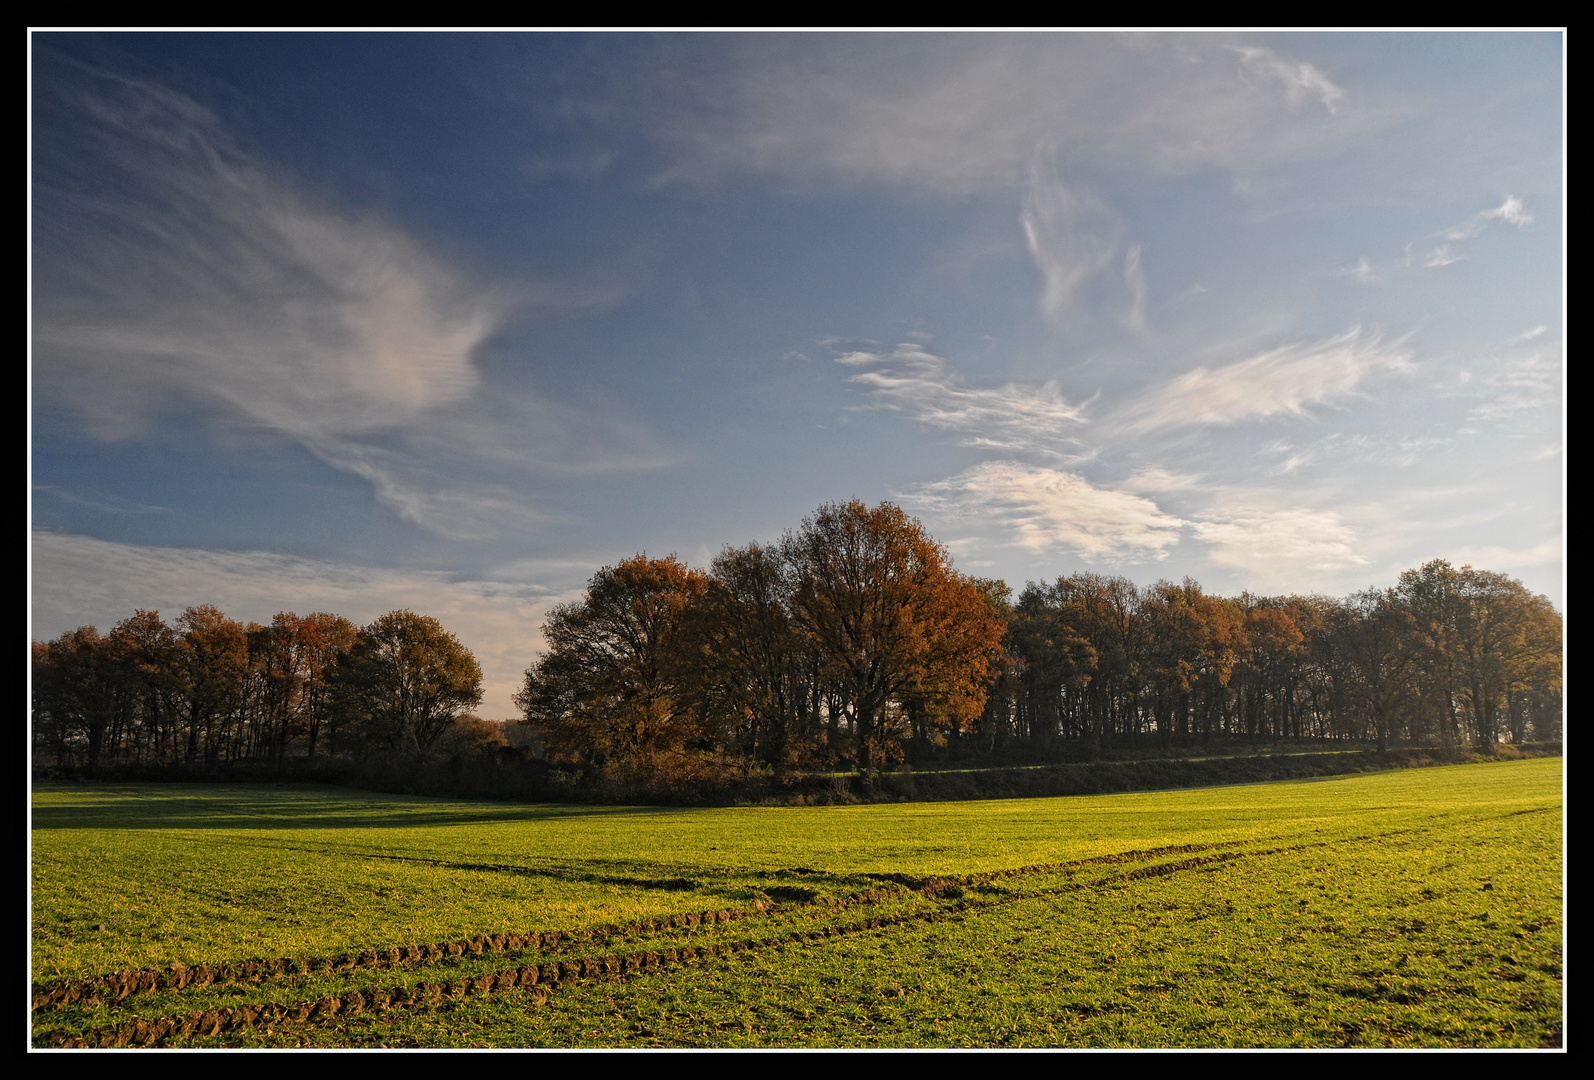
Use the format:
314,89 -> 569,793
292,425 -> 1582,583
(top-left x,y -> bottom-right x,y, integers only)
29,32 -> 1565,718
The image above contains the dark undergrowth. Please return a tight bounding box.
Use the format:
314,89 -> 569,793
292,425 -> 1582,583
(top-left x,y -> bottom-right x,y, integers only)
34,742 -> 1561,808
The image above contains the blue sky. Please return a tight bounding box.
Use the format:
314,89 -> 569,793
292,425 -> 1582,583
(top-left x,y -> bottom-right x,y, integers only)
30,33 -> 1564,716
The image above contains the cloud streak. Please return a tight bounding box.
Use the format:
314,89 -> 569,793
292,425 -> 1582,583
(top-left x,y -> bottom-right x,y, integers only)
1350,196 -> 1537,284
635,35 -> 1376,195
32,69 -> 659,539
1021,165 -> 1120,323
1117,328 -> 1411,433
1191,505 -> 1367,572
905,461 -> 1185,560
35,74 -> 494,434
1443,535 -> 1562,573
1466,346 -> 1562,421
839,345 -> 1089,458
1445,194 -> 1534,240
1231,45 -> 1346,114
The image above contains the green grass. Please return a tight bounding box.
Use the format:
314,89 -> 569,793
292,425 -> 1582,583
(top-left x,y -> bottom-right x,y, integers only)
31,757 -> 1563,1048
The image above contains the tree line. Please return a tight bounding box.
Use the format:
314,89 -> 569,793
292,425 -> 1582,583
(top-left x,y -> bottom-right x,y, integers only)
31,608 -> 483,769
34,500 -> 1562,778
519,501 -> 1562,777
995,557 -> 1562,756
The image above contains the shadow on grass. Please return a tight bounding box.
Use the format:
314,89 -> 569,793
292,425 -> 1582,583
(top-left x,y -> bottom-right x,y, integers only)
29,783 -> 702,832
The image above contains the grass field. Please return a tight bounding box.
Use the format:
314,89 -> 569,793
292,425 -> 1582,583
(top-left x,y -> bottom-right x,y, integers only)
30,757 -> 1563,1048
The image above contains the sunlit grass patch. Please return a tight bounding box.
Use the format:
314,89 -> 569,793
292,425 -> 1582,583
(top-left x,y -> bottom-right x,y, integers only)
32,758 -> 1562,1047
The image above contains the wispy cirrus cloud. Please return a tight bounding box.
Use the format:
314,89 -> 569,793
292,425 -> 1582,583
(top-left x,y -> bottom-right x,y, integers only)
1230,45 -> 1346,114
32,69 -> 656,540
1352,195 -> 1536,281
1123,241 -> 1150,332
1466,346 -> 1562,421
1344,256 -> 1380,283
1116,328 -> 1411,433
34,73 -> 496,438
903,460 -> 1380,582
904,461 -> 1185,560
1121,467 -> 1204,494
1191,505 -> 1367,572
1442,535 -> 1562,574
1021,164 -> 1121,324
1415,243 -> 1463,268
839,345 -> 1089,458
30,530 -> 584,718
1444,194 -> 1534,240
634,36 -> 1376,194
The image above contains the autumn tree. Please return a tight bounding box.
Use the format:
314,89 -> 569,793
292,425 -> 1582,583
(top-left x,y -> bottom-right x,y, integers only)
897,572 -> 1010,754
782,500 -> 1005,776
680,542 -> 806,769
1235,594 -> 1306,742
1449,566 -> 1558,748
1338,588 -> 1415,751
518,555 -> 708,767
294,612 -> 359,758
107,610 -> 182,761
1391,560 -> 1562,747
1009,580 -> 1099,747
331,610 -> 483,757
172,606 -> 251,765
1507,590 -> 1563,742
1138,580 -> 1242,743
31,627 -> 124,766
1395,559 -> 1467,744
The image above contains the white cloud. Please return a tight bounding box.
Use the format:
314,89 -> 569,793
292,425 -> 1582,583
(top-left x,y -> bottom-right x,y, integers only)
1117,328 -> 1411,432
638,35 -> 1376,194
1250,432 -> 1392,474
1443,535 -> 1562,573
1490,350 -> 1560,394
1466,347 -> 1561,421
1124,241 -> 1150,331
1443,194 -> 1534,240
840,345 -> 1088,458
1401,241 -> 1464,269
1358,196 -> 1537,282
1191,506 -> 1368,571
835,350 -> 883,366
1483,195 -> 1533,228
1519,324 -> 1547,340
1345,256 -> 1378,282
32,71 -> 656,539
1230,45 -> 1346,114
1021,164 -> 1120,323
30,531 -> 582,719
32,485 -> 166,516
1121,467 -> 1203,493
34,75 -> 495,438
904,461 -> 1185,560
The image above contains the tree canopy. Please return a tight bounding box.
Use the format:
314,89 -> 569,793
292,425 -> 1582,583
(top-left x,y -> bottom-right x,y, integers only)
519,502 -> 1010,777
32,517 -> 1561,782
332,610 -> 483,756
32,607 -> 478,767
517,554 -> 707,768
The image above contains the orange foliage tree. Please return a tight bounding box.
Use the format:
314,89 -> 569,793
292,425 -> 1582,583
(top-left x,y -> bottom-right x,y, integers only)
783,500 -> 1006,775
517,554 -> 708,768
